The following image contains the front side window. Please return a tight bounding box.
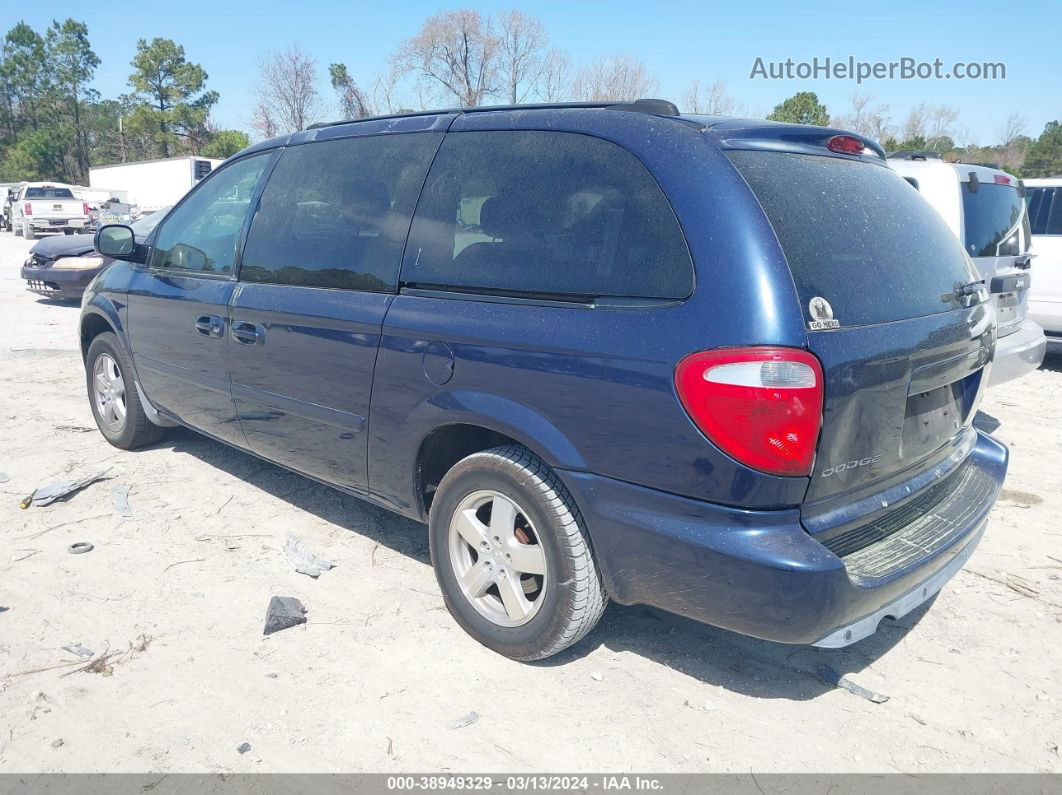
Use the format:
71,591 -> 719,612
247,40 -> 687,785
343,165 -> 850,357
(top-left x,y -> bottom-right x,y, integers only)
240,133 -> 442,291
402,131 -> 693,300
961,181 -> 1024,257
149,153 -> 271,274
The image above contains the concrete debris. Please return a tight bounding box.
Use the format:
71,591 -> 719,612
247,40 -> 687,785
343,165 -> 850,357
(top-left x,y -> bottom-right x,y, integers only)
263,596 -> 307,636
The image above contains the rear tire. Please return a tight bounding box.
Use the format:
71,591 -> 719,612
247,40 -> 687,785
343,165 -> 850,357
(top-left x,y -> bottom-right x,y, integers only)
85,332 -> 165,449
23,221 -> 34,240
429,445 -> 607,661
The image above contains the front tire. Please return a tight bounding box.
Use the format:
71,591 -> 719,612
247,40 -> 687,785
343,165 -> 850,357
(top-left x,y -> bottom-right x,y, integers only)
429,445 -> 607,661
85,332 -> 165,449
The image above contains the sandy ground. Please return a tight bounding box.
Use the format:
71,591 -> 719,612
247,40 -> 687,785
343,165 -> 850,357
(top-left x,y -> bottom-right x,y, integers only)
0,230 -> 1059,774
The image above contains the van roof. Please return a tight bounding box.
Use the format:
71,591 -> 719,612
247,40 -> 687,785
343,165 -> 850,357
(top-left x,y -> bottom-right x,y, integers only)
307,98 -> 687,130
235,101 -> 888,164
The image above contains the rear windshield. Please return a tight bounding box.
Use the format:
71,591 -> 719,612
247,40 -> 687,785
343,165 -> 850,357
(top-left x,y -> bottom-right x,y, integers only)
962,182 -> 1024,257
728,151 -> 980,328
25,187 -> 75,199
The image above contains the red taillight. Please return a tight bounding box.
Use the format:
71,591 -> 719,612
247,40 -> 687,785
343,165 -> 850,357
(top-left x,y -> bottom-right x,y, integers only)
675,348 -> 824,477
24,202 -> 32,216
83,202 -> 90,216
826,135 -> 865,156
993,174 -> 1011,185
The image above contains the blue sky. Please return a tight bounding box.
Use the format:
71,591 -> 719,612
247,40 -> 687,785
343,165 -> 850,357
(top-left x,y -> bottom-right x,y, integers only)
15,0 -> 1061,143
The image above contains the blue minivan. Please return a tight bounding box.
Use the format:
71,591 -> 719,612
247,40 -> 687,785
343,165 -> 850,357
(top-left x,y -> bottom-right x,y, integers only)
82,100 -> 1007,660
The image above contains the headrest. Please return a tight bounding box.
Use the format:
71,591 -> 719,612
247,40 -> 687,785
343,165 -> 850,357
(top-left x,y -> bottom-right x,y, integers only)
342,178 -> 390,217
478,194 -> 550,240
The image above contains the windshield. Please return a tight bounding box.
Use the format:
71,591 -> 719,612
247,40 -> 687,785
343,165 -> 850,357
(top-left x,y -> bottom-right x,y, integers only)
26,187 -> 75,199
962,182 -> 1024,257
728,151 -> 981,328
130,207 -> 171,238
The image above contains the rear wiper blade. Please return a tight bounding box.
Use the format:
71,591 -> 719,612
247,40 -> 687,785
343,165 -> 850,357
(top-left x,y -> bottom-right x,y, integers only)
954,280 -> 988,302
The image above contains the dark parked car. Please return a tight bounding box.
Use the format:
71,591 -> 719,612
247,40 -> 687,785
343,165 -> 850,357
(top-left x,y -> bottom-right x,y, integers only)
22,208 -> 169,301
81,101 -> 1007,660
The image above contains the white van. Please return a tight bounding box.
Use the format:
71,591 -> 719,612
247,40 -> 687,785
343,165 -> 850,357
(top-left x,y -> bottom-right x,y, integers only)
889,154 -> 1046,384
1023,178 -> 1062,352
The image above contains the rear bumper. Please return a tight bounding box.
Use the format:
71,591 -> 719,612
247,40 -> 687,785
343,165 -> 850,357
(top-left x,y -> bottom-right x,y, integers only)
27,218 -> 86,231
561,430 -> 1007,646
989,318 -> 1046,385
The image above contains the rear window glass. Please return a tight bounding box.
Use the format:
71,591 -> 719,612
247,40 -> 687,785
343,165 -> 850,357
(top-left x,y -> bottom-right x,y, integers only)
728,151 -> 980,328
26,187 -> 74,199
402,131 -> 693,300
961,182 -> 1024,256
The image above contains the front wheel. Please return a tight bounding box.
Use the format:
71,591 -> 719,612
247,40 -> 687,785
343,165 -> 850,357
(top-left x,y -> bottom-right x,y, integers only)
85,332 -> 165,449
429,446 -> 607,661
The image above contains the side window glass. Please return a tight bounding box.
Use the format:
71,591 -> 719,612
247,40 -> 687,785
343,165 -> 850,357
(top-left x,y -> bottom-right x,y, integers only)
149,153 -> 271,274
1046,189 -> 1062,235
240,133 -> 442,291
1026,188 -> 1044,234
402,131 -> 694,300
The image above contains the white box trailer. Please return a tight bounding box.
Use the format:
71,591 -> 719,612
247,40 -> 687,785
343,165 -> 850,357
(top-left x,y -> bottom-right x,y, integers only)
88,155 -> 224,213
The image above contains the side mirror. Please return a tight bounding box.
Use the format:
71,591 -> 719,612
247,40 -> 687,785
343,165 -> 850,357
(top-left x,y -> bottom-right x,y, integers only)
95,224 -> 137,260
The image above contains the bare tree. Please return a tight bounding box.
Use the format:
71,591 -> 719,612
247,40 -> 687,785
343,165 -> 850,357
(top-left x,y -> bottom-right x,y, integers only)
682,79 -> 736,115
572,54 -> 656,102
498,9 -> 548,103
998,112 -> 1027,147
533,49 -> 571,102
926,105 -> 959,144
251,46 -> 326,136
831,92 -> 892,142
997,112 -> 1030,170
396,10 -> 499,107
372,60 -> 406,115
902,103 -> 930,141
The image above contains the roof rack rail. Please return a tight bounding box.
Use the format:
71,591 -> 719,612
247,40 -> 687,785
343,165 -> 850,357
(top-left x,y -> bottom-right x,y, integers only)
307,98 -> 680,131
887,150 -> 942,161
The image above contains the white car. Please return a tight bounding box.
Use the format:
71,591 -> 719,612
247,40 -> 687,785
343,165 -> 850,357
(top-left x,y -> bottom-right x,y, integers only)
11,182 -> 90,239
1023,178 -> 1062,352
889,154 -> 1046,385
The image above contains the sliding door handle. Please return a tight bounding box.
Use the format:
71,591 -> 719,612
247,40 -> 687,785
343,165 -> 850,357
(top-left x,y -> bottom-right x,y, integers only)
231,321 -> 264,345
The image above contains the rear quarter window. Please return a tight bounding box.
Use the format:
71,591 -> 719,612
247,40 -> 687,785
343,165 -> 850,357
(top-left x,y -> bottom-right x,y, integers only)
402,130 -> 693,301
728,151 -> 980,327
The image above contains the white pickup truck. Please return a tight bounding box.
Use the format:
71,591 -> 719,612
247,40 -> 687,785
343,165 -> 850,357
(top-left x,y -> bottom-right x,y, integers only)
11,182 -> 90,239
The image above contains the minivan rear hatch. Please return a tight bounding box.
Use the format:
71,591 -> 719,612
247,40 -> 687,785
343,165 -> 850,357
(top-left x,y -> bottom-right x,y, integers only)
728,148 -> 995,536
959,169 -> 1030,337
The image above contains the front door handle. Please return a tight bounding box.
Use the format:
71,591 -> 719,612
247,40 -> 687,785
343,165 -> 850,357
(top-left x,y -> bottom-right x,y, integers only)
194,314 -> 224,338
231,320 -> 264,345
